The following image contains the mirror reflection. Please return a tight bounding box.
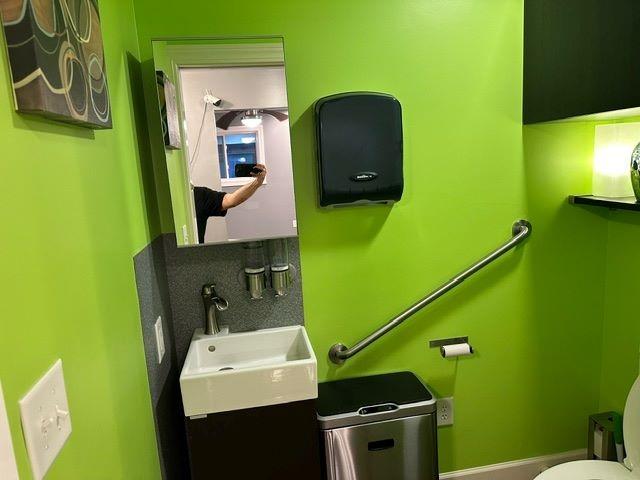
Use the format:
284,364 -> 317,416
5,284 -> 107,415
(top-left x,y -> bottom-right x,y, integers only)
151,38 -> 297,246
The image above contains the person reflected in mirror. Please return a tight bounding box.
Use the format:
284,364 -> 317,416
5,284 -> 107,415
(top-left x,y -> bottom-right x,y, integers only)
193,164 -> 267,243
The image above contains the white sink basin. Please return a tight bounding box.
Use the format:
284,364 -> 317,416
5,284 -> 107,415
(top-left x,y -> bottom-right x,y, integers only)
179,325 -> 317,417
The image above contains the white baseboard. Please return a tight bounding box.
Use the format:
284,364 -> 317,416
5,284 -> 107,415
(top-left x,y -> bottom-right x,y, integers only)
440,449 -> 587,480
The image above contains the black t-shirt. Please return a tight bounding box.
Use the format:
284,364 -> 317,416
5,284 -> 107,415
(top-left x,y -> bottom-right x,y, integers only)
193,186 -> 227,243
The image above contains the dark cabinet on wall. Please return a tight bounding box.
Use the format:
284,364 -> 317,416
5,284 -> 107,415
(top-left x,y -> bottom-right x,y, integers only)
524,0 -> 640,124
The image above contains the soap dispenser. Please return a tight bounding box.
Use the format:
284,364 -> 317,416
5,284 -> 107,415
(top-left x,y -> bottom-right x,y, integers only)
268,239 -> 291,297
243,242 -> 266,300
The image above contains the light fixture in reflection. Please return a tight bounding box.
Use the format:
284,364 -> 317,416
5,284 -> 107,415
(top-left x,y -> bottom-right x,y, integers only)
241,137 -> 256,144
241,109 -> 262,128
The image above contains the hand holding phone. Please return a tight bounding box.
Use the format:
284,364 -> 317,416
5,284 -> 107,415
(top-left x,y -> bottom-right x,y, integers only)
234,163 -> 258,177
234,163 -> 267,183
251,164 -> 267,185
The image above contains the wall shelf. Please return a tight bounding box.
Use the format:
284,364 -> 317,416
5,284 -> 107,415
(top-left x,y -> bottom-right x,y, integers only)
569,195 -> 640,212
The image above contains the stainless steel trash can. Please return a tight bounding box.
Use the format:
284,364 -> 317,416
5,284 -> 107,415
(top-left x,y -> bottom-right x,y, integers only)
317,371 -> 438,480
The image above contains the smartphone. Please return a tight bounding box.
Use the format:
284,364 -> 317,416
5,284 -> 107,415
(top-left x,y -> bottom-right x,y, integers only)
234,163 -> 261,177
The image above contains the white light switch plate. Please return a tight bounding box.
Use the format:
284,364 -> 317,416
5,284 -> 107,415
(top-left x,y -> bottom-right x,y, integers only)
19,360 -> 72,480
0,381 -> 19,480
155,316 -> 165,364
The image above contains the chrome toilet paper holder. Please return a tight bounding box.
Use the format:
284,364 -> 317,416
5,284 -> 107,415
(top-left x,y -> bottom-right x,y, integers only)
429,336 -> 474,358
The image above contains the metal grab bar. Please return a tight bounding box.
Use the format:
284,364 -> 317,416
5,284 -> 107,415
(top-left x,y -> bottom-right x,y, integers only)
328,219 -> 532,364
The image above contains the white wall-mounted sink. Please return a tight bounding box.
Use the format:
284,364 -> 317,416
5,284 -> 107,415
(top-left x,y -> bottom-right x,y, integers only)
179,325 -> 317,417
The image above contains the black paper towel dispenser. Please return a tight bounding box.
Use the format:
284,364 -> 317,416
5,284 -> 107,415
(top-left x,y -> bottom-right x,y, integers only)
314,92 -> 403,207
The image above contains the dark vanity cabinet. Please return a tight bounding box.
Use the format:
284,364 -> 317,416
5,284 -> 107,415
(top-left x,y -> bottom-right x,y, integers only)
185,399 -> 322,479
524,0 -> 640,123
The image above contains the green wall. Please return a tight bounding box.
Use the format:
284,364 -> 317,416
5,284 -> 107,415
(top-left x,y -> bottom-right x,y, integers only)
0,0 -> 161,477
132,0 -> 610,472
599,212 -> 640,412
593,121 -> 640,416
1,0 -> 635,477
522,118 -> 640,420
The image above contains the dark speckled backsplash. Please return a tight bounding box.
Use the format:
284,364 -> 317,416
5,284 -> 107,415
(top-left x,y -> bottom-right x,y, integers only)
161,234 -> 304,362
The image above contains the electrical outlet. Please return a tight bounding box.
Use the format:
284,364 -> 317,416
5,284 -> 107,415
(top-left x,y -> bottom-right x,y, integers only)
155,316 -> 165,364
437,397 -> 454,426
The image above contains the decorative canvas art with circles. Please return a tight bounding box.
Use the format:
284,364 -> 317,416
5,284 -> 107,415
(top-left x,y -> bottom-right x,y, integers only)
0,0 -> 111,129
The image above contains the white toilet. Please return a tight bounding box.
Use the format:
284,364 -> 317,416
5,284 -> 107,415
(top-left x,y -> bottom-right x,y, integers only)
537,377 -> 640,479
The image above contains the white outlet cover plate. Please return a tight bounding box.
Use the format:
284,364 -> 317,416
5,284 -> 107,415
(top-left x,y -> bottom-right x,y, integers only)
0,381 -> 19,480
155,316 -> 165,364
19,360 -> 72,480
437,397 -> 454,427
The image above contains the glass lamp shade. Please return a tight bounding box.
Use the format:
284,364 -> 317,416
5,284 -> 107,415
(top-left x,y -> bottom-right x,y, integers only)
593,123 -> 639,198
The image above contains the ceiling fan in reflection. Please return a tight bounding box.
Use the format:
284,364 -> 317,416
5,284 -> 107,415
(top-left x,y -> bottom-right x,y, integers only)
215,108 -> 289,130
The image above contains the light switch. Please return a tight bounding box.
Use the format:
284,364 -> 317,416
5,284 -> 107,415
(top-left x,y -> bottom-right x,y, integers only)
0,381 -> 19,480
19,360 -> 72,480
155,316 -> 166,364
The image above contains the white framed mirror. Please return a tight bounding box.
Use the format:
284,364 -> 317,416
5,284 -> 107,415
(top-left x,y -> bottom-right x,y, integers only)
151,37 -> 297,246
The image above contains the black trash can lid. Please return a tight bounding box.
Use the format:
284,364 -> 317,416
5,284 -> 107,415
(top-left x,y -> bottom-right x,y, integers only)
317,372 -> 435,429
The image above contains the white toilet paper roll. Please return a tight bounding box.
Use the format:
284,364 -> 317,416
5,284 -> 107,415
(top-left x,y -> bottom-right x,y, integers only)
440,343 -> 473,358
